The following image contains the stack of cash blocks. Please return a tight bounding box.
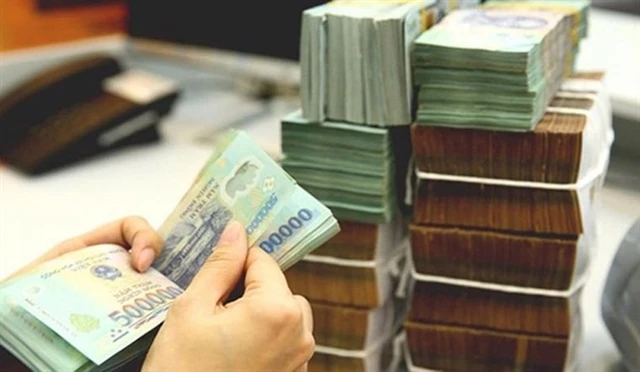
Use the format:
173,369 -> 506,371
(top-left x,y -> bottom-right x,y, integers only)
405,2 -> 614,371
285,1 -> 482,370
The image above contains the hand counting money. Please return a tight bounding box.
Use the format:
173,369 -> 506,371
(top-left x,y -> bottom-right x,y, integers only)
0,130 -> 339,371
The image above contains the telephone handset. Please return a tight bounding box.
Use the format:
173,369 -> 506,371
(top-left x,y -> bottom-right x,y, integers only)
0,54 -> 180,174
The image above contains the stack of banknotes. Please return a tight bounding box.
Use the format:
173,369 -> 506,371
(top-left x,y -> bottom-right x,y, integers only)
285,215 -> 413,372
404,2 -> 615,369
300,0 -> 445,125
484,0 -> 590,76
281,111 -> 412,224
406,14 -> 613,367
294,2 -> 489,370
413,7 -> 576,131
0,130 -> 340,371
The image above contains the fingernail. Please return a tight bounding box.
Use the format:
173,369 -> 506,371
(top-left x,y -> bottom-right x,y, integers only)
138,248 -> 156,272
218,221 -> 243,245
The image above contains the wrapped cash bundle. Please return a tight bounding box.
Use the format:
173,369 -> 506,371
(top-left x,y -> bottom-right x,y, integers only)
0,131 -> 340,371
413,177 -> 599,236
484,0 -> 590,75
410,225 -> 593,290
282,111 -> 412,224
300,0 -> 442,125
408,280 -> 580,337
413,8 -> 573,131
284,218 -> 409,309
412,73 -> 612,183
310,336 -> 397,372
404,317 -> 581,372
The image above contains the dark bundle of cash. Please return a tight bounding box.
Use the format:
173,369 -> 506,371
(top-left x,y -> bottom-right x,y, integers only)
413,8 -> 573,131
405,318 -> 581,372
413,177 -> 594,235
411,74 -> 611,183
410,224 -> 591,290
285,221 -> 407,309
408,281 -> 580,337
309,337 -> 396,372
281,111 -> 412,224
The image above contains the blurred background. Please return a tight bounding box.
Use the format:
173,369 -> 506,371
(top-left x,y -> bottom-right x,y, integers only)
0,0 -> 639,371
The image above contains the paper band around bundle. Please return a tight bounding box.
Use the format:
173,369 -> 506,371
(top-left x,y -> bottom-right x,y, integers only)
561,78 -> 606,95
410,268 -> 585,298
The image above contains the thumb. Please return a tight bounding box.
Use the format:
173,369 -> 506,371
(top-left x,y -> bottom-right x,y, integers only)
183,221 -> 248,308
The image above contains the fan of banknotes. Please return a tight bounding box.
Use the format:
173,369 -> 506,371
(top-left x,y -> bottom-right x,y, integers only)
0,130 -> 340,371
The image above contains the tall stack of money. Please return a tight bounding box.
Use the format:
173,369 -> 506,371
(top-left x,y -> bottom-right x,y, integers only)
287,1 -> 485,370
404,3 -> 614,368
281,112 -> 414,371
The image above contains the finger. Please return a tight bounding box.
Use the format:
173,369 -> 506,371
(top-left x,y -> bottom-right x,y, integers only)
243,246 -> 291,296
185,221 -> 248,308
5,216 -> 162,280
58,216 -> 163,272
294,295 -> 313,333
293,363 -> 308,372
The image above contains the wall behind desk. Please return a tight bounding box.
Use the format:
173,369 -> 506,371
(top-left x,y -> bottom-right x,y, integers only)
0,0 -> 125,52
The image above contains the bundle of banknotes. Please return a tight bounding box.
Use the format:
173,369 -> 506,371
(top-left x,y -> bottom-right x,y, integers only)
414,7 -> 575,131
484,0 -> 590,76
300,0 -> 444,125
284,215 -> 412,372
281,111 -> 412,224
0,130 -> 339,371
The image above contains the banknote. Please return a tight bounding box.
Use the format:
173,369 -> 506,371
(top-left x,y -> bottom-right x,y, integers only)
1,244 -> 182,365
153,130 -> 297,288
255,186 -> 338,268
154,130 -> 339,288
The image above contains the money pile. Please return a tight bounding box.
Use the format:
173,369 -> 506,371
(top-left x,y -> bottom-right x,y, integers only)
0,130 -> 340,371
413,8 -> 574,131
300,0 -> 443,125
405,59 -> 612,372
285,216 -> 412,371
484,0 -> 590,76
294,2 -> 490,370
282,111 -> 412,224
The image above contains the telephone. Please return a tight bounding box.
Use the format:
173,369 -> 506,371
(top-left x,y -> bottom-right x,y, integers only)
0,54 -> 180,174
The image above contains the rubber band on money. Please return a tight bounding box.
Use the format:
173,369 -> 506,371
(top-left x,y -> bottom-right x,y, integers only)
410,268 -> 586,297
554,90 -> 615,146
561,78 -> 606,94
302,240 -> 407,268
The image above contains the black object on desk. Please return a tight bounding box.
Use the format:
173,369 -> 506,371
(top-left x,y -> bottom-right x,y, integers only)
0,54 -> 180,175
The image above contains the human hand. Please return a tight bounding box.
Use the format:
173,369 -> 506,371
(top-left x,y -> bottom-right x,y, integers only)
5,216 -> 163,281
142,221 -> 315,372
